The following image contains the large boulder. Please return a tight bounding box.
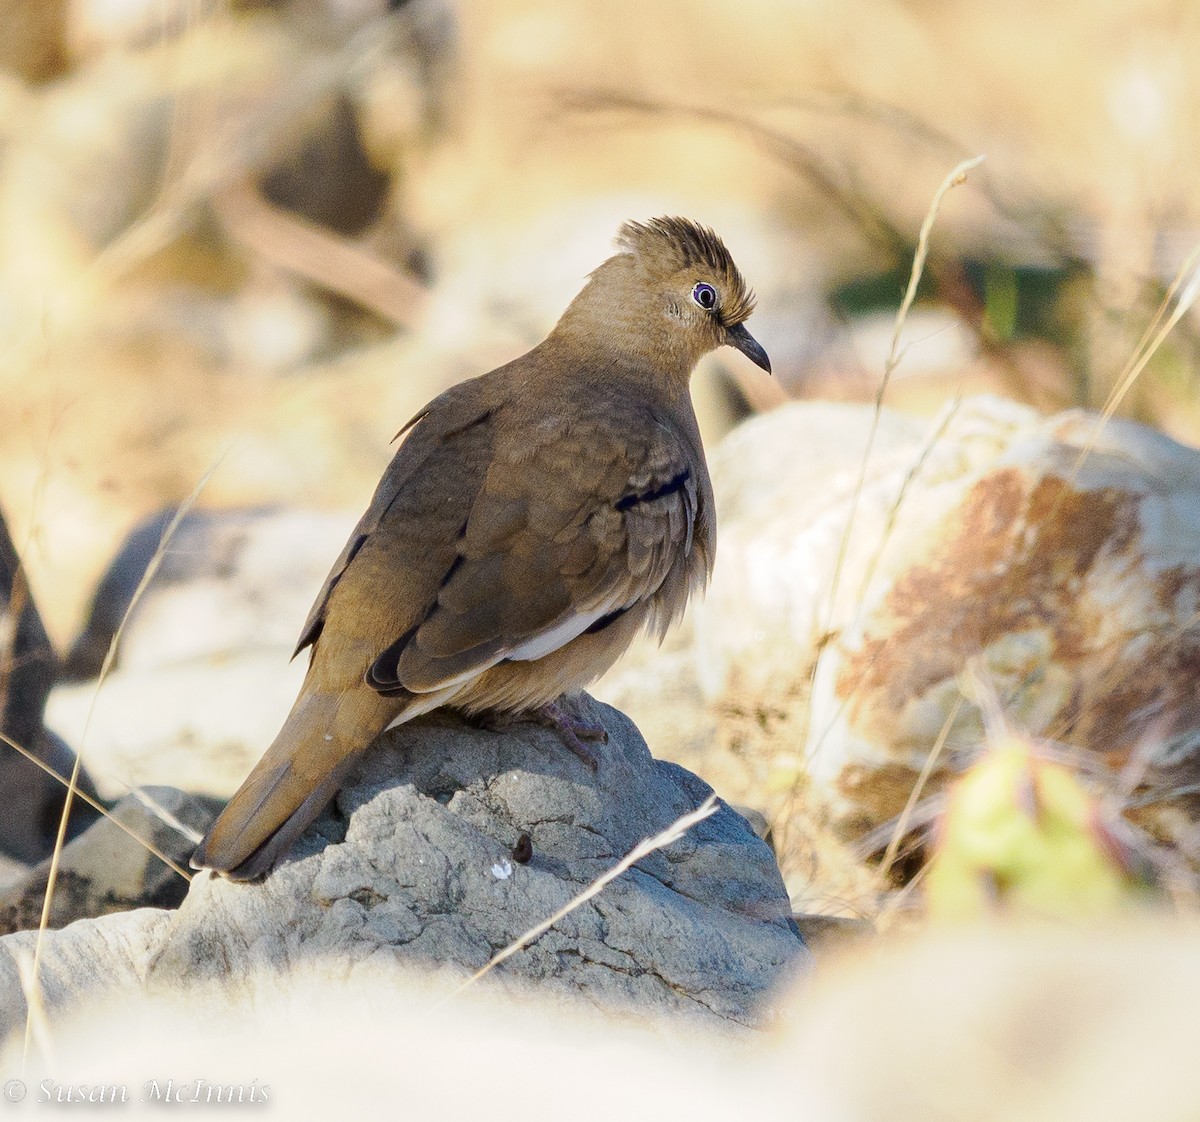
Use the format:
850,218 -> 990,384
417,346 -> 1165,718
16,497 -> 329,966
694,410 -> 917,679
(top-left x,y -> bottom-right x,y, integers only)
598,396 -> 1200,886
2,696 -> 806,1032
803,397 -> 1200,842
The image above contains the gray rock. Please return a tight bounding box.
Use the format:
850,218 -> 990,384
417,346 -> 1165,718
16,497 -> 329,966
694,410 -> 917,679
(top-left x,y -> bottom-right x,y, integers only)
0,786 -> 222,936
0,908 -> 173,1040
50,506 -> 355,802
64,506 -> 357,680
153,695 -> 806,1028
0,699 -> 805,1031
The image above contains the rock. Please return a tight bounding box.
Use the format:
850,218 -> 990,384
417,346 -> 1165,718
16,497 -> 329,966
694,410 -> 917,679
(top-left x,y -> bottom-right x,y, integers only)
63,506 -> 357,680
0,786 -> 222,936
153,696 -> 806,1028
599,395 -> 1200,900
0,908 -> 173,1040
2,696 -> 805,1031
0,507 -> 98,863
806,397 -> 1200,842
50,506 -> 355,801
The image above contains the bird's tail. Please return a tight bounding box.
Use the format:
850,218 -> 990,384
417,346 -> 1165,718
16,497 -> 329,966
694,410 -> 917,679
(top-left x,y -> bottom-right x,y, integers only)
191,683 -> 403,882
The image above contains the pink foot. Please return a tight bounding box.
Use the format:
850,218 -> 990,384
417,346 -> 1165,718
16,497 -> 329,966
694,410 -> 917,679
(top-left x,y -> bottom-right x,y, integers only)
473,698 -> 608,771
532,699 -> 607,771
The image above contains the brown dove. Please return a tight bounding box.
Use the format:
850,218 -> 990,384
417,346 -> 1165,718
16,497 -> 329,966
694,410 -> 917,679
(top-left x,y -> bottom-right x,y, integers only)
192,216 -> 771,881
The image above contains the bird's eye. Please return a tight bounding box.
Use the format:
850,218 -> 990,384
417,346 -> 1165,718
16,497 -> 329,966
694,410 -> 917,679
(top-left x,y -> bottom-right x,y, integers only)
691,282 -> 717,311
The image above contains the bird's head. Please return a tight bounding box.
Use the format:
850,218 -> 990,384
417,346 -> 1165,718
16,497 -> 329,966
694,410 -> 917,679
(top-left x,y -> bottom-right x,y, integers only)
554,216 -> 771,384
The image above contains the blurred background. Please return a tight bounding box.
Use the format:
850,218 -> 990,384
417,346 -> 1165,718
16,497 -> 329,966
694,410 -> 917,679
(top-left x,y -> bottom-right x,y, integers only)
6,4 -> 1200,1107
2,0 -> 1199,648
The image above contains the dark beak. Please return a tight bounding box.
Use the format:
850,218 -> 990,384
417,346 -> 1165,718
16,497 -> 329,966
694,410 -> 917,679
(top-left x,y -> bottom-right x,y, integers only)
726,322 -> 772,374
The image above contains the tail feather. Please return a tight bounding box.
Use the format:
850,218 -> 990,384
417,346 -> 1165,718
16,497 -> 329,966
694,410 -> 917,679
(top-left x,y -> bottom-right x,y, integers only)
193,760 -> 358,882
192,684 -> 401,881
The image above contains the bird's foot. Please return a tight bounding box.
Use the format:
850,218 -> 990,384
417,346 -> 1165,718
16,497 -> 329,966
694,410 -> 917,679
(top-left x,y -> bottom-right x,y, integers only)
533,698 -> 608,771
472,698 -> 607,771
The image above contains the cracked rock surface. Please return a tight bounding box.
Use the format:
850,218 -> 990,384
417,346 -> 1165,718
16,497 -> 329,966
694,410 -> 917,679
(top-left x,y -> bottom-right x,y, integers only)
1,697 -> 805,1031
150,695 -> 806,1028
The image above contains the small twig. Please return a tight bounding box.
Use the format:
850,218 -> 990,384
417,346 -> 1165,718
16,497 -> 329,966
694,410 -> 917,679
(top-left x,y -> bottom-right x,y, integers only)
448,794 -> 720,997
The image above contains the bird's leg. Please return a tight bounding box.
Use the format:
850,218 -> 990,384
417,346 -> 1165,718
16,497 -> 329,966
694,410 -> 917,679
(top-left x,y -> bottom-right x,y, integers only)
471,697 -> 607,771
532,698 -> 608,770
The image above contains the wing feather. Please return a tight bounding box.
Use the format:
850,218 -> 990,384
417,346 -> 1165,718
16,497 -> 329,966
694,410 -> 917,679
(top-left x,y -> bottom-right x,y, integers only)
378,404 -> 705,695
299,372 -> 709,703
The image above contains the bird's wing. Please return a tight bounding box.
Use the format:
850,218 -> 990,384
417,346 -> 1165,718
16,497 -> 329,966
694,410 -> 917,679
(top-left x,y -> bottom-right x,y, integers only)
362,399 -> 708,696
293,379 -> 496,663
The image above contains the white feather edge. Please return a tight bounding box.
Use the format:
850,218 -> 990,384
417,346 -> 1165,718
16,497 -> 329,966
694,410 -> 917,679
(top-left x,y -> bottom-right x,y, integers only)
386,597 -> 628,711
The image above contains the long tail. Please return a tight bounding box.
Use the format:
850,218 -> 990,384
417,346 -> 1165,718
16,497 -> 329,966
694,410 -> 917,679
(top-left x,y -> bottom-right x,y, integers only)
191,682 -> 404,882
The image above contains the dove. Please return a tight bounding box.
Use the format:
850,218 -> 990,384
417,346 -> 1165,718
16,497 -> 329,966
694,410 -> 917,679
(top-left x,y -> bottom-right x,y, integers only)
192,216 -> 771,880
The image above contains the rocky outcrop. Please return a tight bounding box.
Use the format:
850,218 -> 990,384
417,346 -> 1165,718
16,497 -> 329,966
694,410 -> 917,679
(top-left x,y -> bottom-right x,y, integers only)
2,696 -> 806,1033
801,397 -> 1200,841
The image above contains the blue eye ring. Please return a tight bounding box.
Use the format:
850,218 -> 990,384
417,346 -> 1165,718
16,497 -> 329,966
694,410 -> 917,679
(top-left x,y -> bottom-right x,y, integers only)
691,282 -> 717,311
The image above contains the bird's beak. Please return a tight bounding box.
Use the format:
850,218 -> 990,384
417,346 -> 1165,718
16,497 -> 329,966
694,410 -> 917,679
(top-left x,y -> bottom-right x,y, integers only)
726,322 -> 772,374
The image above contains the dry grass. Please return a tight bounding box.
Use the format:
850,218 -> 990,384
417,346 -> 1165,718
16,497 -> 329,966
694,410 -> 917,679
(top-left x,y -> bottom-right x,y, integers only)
18,458 -> 225,1067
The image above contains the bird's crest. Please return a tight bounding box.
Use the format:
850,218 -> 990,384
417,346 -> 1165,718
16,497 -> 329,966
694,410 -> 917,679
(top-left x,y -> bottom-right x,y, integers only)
616,216 -> 756,326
